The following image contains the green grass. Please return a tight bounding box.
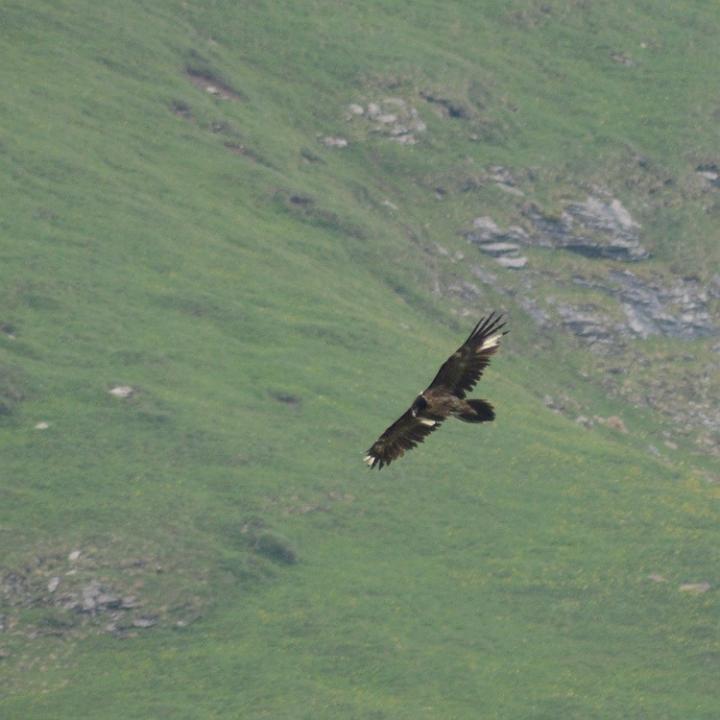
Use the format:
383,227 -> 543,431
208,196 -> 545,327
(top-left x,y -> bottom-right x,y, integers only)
1,1 -> 720,717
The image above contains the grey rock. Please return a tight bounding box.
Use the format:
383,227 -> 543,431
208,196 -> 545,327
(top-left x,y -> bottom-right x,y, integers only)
556,304 -> 614,342
496,256 -> 528,269
466,216 -> 531,270
96,593 -> 121,609
132,617 -> 157,629
523,197 -> 648,261
471,216 -> 501,239
376,113 -> 398,124
320,136 -> 348,148
679,582 -> 711,594
611,270 -> 717,340
697,163 -> 720,187
109,385 -> 134,399
479,242 -> 521,256
496,183 -> 525,197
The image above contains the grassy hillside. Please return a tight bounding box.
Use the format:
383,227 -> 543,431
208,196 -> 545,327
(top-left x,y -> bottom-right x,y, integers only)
1,1 -> 719,718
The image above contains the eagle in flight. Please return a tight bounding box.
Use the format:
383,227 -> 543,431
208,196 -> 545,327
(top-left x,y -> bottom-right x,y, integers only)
364,312 -> 507,469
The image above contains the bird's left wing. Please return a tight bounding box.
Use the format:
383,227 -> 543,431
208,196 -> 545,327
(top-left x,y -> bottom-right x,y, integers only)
426,312 -> 506,398
364,409 -> 443,470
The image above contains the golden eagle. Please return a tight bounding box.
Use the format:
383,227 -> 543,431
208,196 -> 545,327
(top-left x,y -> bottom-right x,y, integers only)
364,313 -> 506,469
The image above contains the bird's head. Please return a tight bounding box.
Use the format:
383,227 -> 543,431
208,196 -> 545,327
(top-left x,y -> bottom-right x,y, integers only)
411,395 -> 428,417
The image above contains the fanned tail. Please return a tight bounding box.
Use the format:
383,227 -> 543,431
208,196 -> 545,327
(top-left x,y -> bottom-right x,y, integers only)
457,399 -> 495,423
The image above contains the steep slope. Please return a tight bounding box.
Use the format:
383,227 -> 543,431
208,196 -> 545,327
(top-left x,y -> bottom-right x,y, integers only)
1,2 -> 719,718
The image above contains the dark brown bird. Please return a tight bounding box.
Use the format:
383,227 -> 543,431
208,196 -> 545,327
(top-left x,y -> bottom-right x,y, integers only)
364,313 -> 507,469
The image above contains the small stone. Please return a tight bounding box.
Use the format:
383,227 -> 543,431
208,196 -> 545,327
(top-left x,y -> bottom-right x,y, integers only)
320,136 -> 348,148
366,102 -> 381,117
679,582 -> 711,594
376,113 -> 397,124
34,421 -> 50,430
697,170 -> 719,182
495,183 -> 525,197
47,577 -> 60,593
109,385 -> 134,399
133,617 -> 157,629
663,440 -> 678,450
96,593 -> 121,608
496,256 -> 528,269
68,550 -> 81,562
381,199 -> 398,210
648,573 -> 667,583
120,596 -> 140,609
347,103 -> 364,115
478,242 -> 521,256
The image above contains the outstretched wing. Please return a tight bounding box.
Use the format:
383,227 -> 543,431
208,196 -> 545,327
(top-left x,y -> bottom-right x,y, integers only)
364,409 -> 443,470
427,312 -> 506,398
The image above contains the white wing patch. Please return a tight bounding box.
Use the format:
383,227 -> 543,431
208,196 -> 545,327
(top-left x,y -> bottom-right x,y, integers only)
419,418 -> 437,426
479,334 -> 501,351
363,455 -> 375,466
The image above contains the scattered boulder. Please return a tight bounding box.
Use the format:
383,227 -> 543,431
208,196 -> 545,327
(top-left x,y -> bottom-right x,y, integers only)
109,385 -> 135,399
478,242 -> 522,257
320,136 -> 348,148
34,421 -> 50,430
132,617 -> 157,629
186,68 -> 244,101
696,163 -> 720,187
679,582 -> 711,594
345,97 -> 426,145
496,255 -> 528,269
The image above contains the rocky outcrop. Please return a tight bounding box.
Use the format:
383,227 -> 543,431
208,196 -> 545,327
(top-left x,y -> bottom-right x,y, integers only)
523,196 -> 649,261
570,270 -> 718,340
466,216 -> 529,269
345,97 -> 426,145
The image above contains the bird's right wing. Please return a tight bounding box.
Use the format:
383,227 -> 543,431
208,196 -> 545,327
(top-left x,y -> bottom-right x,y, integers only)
426,312 -> 506,398
364,409 -> 443,470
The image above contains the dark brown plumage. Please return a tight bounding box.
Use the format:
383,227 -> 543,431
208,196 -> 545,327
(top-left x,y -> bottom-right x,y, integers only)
364,312 -> 507,469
